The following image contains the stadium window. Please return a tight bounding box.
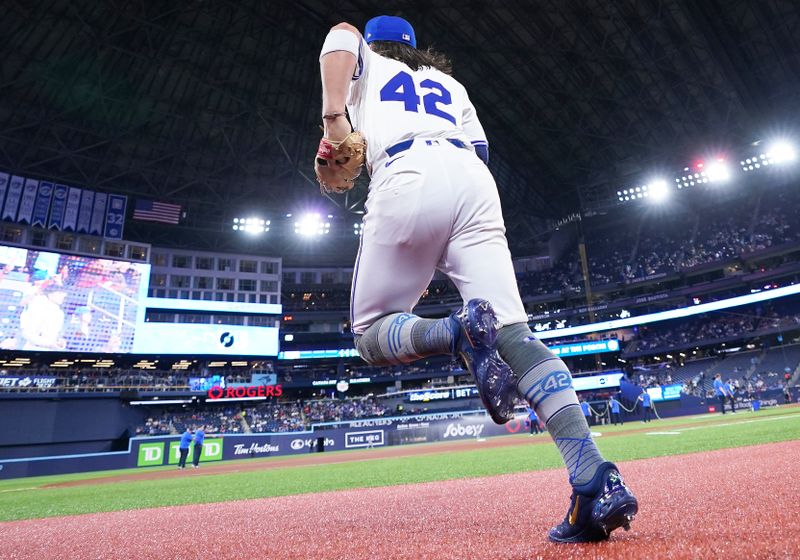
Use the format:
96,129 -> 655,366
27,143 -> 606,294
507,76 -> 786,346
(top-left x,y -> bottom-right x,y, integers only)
226,293 -> 235,302
168,289 -> 177,298
248,294 -> 256,303
283,272 -> 296,284
129,246 -> 148,261
259,294 -> 267,303
261,261 -> 278,274
192,291 -> 201,300
203,291 -> 213,300
151,252 -> 168,267
239,279 -> 257,291
239,259 -> 258,273
196,256 -> 213,270
218,258 -> 233,271
103,242 -> 125,258
30,230 -> 47,247
321,272 -> 336,284
300,271 -> 315,284
237,293 -> 246,302
1,226 -> 21,243
215,292 -> 224,301
270,295 -> 278,304
156,289 -> 166,297
79,238 -> 100,254
170,275 -> 190,288
217,277 -> 234,290
180,290 -> 190,299
260,280 -> 278,292
56,233 -> 75,251
172,254 -> 192,268
150,273 -> 167,287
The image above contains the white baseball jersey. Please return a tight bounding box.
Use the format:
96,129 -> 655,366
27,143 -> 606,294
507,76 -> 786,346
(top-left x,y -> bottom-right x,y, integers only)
347,38 -> 488,174
343,38 -> 527,335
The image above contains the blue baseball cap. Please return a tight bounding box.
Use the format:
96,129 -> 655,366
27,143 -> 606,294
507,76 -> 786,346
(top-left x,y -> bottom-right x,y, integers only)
364,16 -> 416,48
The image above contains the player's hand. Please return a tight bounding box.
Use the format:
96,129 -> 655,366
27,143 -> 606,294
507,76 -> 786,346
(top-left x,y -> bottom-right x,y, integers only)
323,115 -> 351,143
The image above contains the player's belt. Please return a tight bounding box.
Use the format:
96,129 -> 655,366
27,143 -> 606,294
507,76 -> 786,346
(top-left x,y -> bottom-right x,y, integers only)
385,138 -> 467,157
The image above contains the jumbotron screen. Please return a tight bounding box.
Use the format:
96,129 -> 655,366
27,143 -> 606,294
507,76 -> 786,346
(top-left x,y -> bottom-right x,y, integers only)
0,246 -> 149,352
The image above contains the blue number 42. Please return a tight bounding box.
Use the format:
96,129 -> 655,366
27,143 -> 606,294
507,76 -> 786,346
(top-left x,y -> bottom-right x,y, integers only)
379,71 -> 456,125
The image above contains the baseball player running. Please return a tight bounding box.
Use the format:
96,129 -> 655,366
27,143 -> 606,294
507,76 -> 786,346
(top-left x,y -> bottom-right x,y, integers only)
315,15 -> 637,542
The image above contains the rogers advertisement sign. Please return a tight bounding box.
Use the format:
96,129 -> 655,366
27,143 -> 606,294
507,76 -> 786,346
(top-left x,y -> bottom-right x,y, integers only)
207,385 -> 283,399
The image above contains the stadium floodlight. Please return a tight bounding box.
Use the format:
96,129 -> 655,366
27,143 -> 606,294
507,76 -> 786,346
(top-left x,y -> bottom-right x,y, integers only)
647,179 -> 669,202
704,159 -> 730,183
294,213 -> 331,237
353,222 -> 364,236
766,140 -> 796,164
232,217 -> 269,234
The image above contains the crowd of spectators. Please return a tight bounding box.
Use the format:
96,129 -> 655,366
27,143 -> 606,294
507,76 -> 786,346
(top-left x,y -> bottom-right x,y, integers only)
134,406 -> 244,436
634,303 -> 800,352
280,183 -> 800,310
132,397 -> 391,436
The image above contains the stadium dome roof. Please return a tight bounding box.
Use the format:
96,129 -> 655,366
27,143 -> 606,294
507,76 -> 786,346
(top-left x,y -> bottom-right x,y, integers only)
2,0 -> 799,262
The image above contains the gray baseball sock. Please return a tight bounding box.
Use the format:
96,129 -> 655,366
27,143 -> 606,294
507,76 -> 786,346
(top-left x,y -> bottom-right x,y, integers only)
497,322 -> 605,487
355,313 -> 456,365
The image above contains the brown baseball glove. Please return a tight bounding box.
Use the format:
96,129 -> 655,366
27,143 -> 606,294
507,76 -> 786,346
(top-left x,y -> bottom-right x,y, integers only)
314,131 -> 366,194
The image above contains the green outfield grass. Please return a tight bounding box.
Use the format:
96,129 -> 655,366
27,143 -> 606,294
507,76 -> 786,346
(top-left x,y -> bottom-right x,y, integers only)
1,406 -> 799,522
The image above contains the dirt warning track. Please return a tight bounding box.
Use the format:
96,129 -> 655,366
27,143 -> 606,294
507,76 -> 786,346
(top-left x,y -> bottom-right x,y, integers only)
4,440 -> 799,559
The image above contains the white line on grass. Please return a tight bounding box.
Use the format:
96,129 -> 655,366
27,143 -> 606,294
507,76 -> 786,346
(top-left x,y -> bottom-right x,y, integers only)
675,412 -> 800,433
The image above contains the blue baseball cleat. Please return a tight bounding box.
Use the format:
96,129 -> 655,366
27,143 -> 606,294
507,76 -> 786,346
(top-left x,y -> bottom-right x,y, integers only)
548,462 -> 638,543
450,299 -> 517,424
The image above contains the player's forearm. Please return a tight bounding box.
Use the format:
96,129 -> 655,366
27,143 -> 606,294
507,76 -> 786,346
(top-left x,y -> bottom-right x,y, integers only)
320,51 -> 356,114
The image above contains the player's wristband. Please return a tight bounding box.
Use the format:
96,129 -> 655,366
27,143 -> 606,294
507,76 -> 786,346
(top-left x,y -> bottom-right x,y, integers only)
322,111 -> 347,120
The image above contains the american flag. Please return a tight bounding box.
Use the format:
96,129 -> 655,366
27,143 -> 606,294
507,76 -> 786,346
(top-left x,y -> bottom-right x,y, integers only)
132,199 -> 182,224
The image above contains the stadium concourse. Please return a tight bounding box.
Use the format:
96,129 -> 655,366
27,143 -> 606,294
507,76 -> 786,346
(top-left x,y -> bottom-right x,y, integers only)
3,1 -> 800,558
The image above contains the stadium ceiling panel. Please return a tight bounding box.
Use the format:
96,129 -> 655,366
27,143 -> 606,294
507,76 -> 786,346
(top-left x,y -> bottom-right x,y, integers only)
1,0 -> 798,254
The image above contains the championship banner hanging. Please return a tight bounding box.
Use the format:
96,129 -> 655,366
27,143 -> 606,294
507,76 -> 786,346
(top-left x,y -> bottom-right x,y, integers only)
0,173 -> 8,208
62,186 -> 82,231
16,178 -> 39,224
76,190 -> 94,233
32,182 -> 53,227
89,192 -> 107,235
2,176 -> 23,221
48,184 -> 68,229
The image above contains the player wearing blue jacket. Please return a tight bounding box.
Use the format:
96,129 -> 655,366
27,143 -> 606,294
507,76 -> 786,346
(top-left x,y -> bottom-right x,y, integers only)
192,426 -> 205,468
609,396 -> 623,425
713,374 -> 735,414
177,428 -> 192,469
638,391 -> 653,423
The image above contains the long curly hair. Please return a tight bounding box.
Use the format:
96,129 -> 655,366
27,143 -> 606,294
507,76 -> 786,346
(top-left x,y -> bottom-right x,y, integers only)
369,41 -> 452,75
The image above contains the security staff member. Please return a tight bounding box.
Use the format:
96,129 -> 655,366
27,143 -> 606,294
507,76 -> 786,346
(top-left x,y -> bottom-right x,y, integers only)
527,406 -> 542,435
178,428 -> 192,469
580,399 -> 592,426
638,391 -> 653,422
713,374 -> 731,414
609,396 -> 623,425
192,425 -> 206,468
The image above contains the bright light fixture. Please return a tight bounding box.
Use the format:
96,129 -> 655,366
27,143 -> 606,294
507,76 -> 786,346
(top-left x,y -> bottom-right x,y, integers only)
232,217 -> 269,234
705,160 -> 730,183
648,179 -> 669,202
767,140 -> 796,164
295,213 -> 330,237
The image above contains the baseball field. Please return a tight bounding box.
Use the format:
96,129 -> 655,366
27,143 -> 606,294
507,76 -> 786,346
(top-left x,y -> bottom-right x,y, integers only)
3,405 -> 800,559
